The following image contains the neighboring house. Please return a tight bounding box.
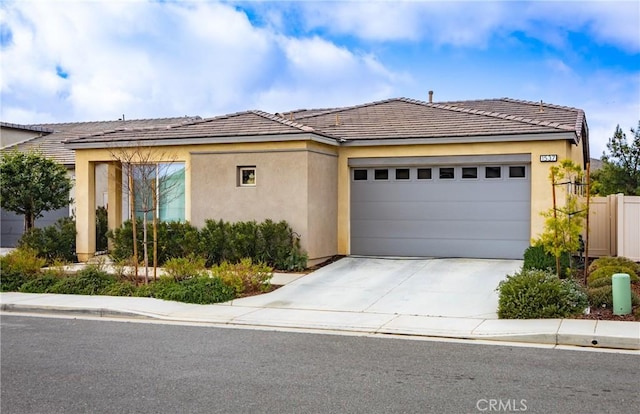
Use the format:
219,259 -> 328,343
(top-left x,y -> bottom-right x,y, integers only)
65,97 -> 589,263
0,117 -> 200,247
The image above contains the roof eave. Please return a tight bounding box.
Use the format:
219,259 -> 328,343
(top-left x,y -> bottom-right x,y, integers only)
64,132 -> 340,150
337,131 -> 579,146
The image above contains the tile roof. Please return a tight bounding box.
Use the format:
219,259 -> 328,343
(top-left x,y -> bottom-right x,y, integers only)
35,96 -> 586,154
66,111 -> 318,146
292,97 -> 585,141
1,117 -> 200,165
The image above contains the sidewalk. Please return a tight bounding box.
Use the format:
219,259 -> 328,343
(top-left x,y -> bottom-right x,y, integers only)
2,287 -> 638,351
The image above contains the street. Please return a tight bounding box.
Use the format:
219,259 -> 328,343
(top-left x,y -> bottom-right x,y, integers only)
1,314 -> 638,413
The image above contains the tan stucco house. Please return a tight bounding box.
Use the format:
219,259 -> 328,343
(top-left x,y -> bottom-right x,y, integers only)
64,97 -> 589,263
0,117 -> 200,246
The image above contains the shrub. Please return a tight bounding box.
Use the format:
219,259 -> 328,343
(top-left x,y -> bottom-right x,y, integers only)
111,218 -> 308,271
497,268 -> 588,319
523,245 -> 570,274
108,219 -> 144,263
96,206 -> 109,251
163,255 -> 207,281
141,276 -> 235,304
0,248 -> 46,291
19,274 -> 60,293
18,217 -> 77,263
101,281 -> 137,297
587,285 -> 640,309
212,258 -> 273,295
48,265 -> 117,295
588,256 -> 640,276
587,265 -> 638,285
155,221 -> 202,265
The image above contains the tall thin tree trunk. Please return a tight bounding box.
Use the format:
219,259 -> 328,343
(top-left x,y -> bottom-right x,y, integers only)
129,167 -> 139,282
551,169 -> 560,277
143,212 -> 149,284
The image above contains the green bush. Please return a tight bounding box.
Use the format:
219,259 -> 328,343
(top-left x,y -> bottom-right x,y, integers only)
48,265 -> 117,295
212,258 -> 273,295
110,218 -> 308,271
0,248 -> 46,291
139,276 -> 234,304
587,285 -> 640,309
588,256 -> 640,275
200,219 -> 231,266
101,281 -> 137,297
18,217 -> 77,263
19,274 -> 61,293
587,265 -> 638,285
108,219 -> 144,263
155,221 -> 202,265
523,244 -> 570,274
497,268 -> 588,319
96,206 -> 109,251
163,255 -> 207,281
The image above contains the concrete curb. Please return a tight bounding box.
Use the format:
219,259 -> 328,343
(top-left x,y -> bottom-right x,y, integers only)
2,300 -> 638,351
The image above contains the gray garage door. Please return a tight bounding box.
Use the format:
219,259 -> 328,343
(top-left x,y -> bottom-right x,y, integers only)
350,155 -> 531,259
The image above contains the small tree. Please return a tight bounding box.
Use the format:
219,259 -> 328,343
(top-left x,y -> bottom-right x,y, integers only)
538,160 -> 586,277
108,144 -> 182,283
0,149 -> 73,231
591,122 -> 640,196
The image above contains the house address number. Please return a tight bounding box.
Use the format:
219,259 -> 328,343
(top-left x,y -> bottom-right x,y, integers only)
540,154 -> 557,162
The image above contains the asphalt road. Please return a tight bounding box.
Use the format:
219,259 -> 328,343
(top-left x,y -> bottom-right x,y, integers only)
1,314 -> 637,414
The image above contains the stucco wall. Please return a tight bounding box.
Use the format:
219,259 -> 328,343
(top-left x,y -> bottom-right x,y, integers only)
190,149 -> 310,252
306,148 -> 339,261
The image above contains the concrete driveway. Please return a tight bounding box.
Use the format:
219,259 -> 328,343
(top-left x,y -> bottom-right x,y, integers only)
234,257 -> 523,319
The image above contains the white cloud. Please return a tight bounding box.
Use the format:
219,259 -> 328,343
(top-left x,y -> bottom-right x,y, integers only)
295,0 -> 640,52
0,0 -> 404,122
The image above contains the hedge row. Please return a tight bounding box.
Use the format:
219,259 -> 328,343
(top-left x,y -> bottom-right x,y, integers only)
108,218 -> 307,271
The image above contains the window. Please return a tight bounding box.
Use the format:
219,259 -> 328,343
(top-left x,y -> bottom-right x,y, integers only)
417,168 -> 432,180
354,169 -> 368,181
485,166 -> 501,179
509,166 -> 526,178
395,168 -> 410,180
462,167 -> 477,179
374,169 -> 389,180
131,162 -> 185,222
239,166 -> 256,186
439,167 -> 455,179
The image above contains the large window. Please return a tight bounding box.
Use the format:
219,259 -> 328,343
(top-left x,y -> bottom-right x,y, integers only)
131,162 -> 185,222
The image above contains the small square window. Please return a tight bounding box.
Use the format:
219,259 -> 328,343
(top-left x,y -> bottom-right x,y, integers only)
354,169 -> 368,181
439,167 -> 455,179
462,167 -> 477,179
395,168 -> 410,180
485,166 -> 501,179
374,169 -> 389,180
509,166 -> 526,178
239,167 -> 256,186
417,168 -> 432,180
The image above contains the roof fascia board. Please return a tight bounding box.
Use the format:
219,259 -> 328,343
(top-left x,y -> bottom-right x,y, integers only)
64,132 -> 339,150
339,132 -> 578,146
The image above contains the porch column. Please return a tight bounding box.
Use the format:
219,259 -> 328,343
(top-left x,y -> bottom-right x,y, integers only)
76,158 -> 96,262
107,162 -> 123,250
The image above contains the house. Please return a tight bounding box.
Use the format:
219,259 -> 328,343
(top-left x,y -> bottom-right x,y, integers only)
64,96 -> 589,263
0,117 -> 200,246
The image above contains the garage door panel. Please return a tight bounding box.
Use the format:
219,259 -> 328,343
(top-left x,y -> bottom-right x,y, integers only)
350,163 -> 531,259
352,201 -> 530,221
352,219 -> 529,240
352,237 -> 528,259
351,183 -> 529,203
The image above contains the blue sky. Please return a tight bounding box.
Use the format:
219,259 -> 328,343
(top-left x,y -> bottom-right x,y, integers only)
1,1 -> 638,156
